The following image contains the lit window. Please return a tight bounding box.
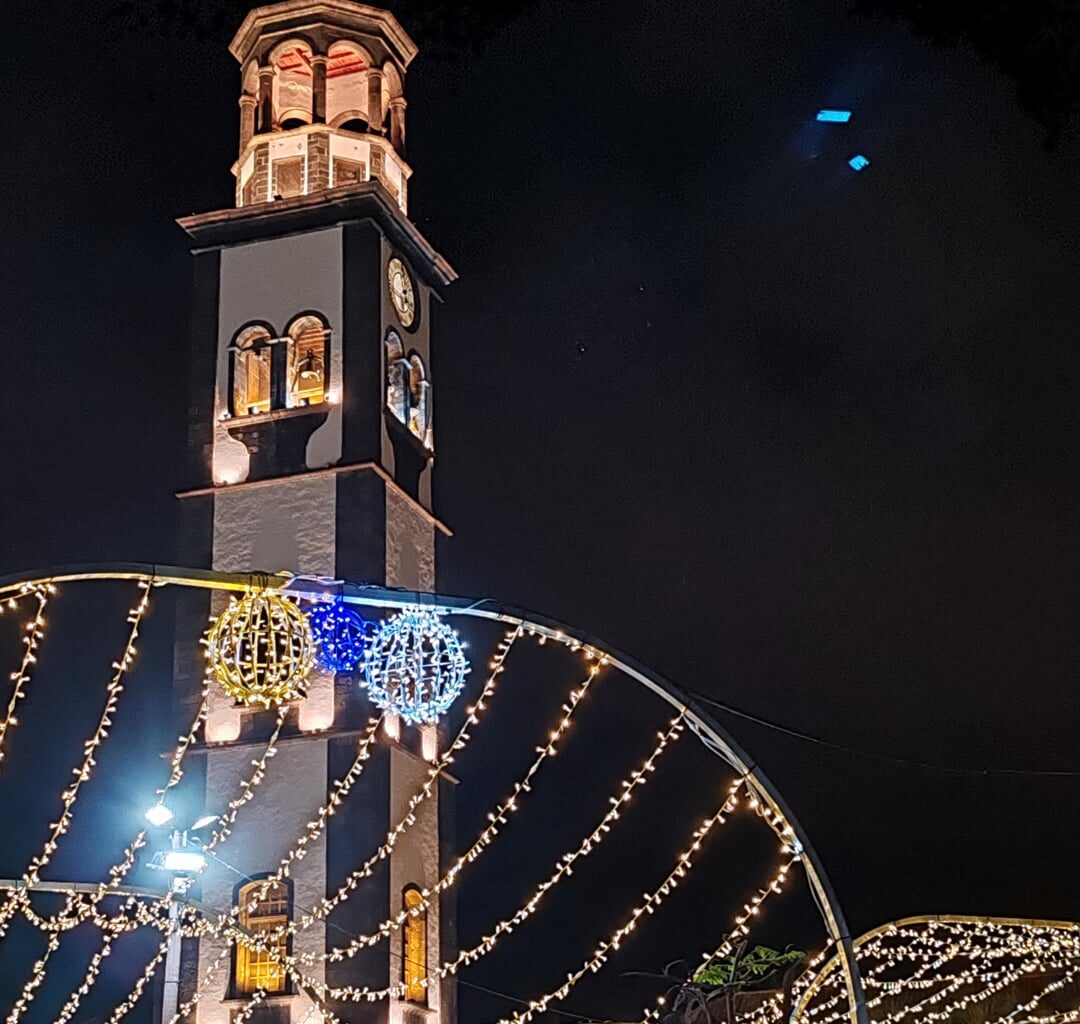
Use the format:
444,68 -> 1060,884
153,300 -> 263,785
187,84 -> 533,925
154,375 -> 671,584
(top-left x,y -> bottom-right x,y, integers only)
385,333 -> 432,450
235,879 -> 290,995
385,330 -> 408,424
286,315 -> 328,407
231,326 -> 273,416
402,885 -> 427,1004
408,355 -> 432,449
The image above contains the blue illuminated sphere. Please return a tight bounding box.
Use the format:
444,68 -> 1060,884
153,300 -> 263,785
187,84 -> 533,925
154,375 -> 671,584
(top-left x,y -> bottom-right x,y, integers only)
362,608 -> 469,725
308,602 -> 376,674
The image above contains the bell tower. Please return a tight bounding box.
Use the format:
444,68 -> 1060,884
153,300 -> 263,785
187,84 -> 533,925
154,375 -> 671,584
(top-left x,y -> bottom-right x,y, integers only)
172,3 -> 456,1024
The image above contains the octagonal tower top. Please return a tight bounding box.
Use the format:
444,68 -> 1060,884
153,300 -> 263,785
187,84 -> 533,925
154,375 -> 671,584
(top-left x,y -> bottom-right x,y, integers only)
229,1 -> 418,214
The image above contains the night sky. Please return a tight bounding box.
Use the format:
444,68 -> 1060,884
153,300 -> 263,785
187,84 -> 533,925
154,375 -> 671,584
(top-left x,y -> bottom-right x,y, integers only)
2,0 -> 1080,1019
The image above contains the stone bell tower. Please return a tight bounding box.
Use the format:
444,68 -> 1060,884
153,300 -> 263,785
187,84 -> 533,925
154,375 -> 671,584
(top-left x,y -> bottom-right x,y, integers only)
171,3 -> 456,1023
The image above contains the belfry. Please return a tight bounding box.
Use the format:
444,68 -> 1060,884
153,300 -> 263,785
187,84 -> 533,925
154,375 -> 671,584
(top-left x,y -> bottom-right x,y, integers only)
172,3 -> 456,1023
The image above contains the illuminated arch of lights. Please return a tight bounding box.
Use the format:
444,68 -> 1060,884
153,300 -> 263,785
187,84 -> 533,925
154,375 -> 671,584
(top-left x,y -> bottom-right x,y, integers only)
5,565 -> 1070,1024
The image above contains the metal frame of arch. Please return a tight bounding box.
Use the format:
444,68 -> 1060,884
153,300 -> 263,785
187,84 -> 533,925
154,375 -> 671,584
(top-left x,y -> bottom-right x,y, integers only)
0,562 -> 869,1024
792,913 -> 1080,1023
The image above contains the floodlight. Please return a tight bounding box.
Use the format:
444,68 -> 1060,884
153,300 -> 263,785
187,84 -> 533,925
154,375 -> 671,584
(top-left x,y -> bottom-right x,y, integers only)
191,814 -> 218,831
144,803 -> 174,827
848,154 -> 870,171
816,109 -> 852,123
160,849 -> 207,873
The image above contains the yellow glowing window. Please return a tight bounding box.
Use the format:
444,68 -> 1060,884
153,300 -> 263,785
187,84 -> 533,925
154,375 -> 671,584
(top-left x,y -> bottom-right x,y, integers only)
402,885 -> 427,1004
235,880 -> 289,995
233,328 -> 272,416
287,317 -> 327,407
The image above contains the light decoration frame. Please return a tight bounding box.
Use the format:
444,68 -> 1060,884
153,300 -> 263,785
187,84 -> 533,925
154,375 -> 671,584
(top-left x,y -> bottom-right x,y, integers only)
0,565 -> 871,1024
204,589 -> 315,707
363,607 -> 469,724
308,600 -> 376,674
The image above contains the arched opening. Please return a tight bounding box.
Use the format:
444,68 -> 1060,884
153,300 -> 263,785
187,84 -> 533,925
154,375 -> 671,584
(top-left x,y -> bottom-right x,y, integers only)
326,41 -> 369,130
271,40 -> 314,129
385,330 -> 408,424
234,878 -> 290,995
408,353 -> 432,449
402,885 -> 427,1004
230,325 -> 273,417
383,61 -> 406,152
285,314 -> 329,407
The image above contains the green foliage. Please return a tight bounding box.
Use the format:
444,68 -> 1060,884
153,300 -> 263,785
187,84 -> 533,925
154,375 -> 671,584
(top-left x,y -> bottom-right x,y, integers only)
693,946 -> 805,990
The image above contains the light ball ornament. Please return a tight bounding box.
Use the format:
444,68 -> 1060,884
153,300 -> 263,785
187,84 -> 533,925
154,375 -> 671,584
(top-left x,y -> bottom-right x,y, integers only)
204,589 -> 315,707
363,608 -> 469,724
309,601 -> 376,674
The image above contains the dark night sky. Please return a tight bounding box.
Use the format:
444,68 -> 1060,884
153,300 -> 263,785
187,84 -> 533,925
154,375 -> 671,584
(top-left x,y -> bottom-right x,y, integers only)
2,0 -> 1080,1018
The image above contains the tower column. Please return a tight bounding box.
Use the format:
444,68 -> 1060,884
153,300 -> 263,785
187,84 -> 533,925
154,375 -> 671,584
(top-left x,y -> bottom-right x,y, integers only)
311,53 -> 328,124
239,93 -> 257,153
389,97 -> 407,153
367,67 -> 384,132
256,63 -> 276,133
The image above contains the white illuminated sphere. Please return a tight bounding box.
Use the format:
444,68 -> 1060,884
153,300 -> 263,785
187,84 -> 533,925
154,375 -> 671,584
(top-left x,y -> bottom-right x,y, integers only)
362,608 -> 469,724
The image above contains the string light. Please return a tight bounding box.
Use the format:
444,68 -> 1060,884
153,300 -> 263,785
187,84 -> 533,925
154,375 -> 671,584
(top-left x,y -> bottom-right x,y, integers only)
489,787 -> 743,1024
0,583 -> 51,771
294,660 -> 602,966
308,600 -> 377,674
0,581 -> 152,942
795,920 -> 1080,1024
179,628 -> 524,1024
204,589 -> 315,707
99,705 -> 289,1024
8,575 -> 1075,1024
363,607 -> 470,724
4,932 -> 59,1024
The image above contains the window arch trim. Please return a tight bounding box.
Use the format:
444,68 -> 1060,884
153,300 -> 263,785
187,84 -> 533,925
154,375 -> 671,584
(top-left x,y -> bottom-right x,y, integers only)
284,310 -> 331,409
228,320 -> 277,418
231,875 -> 292,997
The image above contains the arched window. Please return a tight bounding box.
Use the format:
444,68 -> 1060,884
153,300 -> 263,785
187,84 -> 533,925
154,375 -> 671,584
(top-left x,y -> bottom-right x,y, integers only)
402,885 -> 427,1004
271,41 -> 314,130
408,354 -> 432,449
286,314 -> 328,407
385,330 -> 408,424
234,879 -> 290,995
231,325 -> 273,416
326,42 -> 370,131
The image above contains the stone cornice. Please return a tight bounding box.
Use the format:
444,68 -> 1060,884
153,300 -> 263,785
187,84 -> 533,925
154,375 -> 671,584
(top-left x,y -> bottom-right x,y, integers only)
229,0 -> 418,68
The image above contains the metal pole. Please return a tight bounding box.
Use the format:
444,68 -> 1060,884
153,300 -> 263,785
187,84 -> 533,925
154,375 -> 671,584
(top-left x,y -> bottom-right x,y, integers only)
162,898 -> 182,1022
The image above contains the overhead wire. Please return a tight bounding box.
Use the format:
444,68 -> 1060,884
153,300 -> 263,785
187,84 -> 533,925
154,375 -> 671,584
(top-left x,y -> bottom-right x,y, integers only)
688,690 -> 1080,778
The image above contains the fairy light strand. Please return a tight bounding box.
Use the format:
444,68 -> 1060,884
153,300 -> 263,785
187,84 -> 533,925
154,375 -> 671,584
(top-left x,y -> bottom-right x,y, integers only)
0,581 -> 153,942
220,704 -> 684,1011
293,658 -> 602,966
0,583 -> 51,771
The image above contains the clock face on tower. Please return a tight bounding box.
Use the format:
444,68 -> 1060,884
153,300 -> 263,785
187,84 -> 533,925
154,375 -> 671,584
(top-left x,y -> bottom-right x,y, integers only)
387,256 -> 416,328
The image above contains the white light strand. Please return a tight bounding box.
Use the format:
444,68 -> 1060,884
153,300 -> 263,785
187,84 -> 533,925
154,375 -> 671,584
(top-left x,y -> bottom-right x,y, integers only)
489,786 -> 744,1024
280,710 -> 688,1007
101,704 -> 289,1024
0,584 -> 51,771
101,905 -> 201,1024
182,628 -> 524,1024
0,581 -> 152,941
640,853 -> 801,1024
13,679 -> 215,1024
797,921 -> 1080,1024
294,658 -> 602,967
3,931 -> 60,1024
296,625 -> 521,927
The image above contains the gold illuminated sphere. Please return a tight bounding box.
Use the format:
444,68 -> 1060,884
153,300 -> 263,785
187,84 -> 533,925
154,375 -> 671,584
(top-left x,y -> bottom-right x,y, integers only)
205,590 -> 315,707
